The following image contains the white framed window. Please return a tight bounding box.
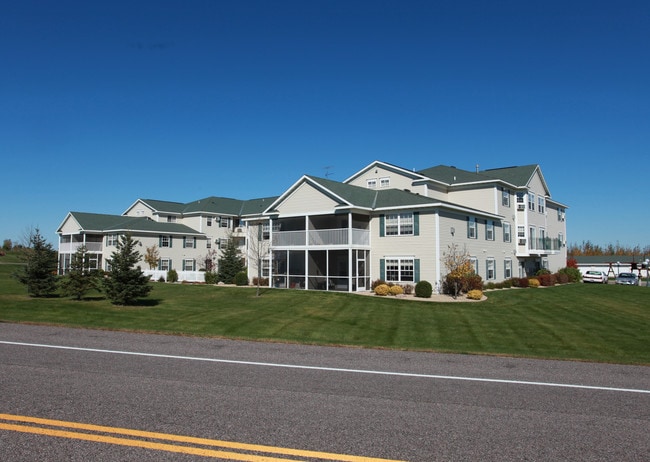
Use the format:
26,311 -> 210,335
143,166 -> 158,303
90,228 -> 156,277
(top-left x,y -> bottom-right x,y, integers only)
218,238 -> 229,249
167,215 -> 176,223
159,258 -> 171,271
529,227 -> 536,249
504,259 -> 512,279
516,192 -> 525,204
557,208 -> 565,221
207,217 -> 213,227
385,213 -> 414,236
486,258 -> 496,280
206,237 -> 212,249
221,217 -> 229,228
538,197 -> 545,214
467,216 -> 477,239
528,193 -> 535,211
367,178 -> 377,188
503,222 -> 511,242
106,234 -> 119,246
160,235 -> 171,247
184,236 -> 195,248
183,259 -> 195,271
486,220 -> 494,241
385,258 -> 414,282
558,232 -> 564,247
262,223 -> 270,240
502,189 -> 510,207
262,258 -> 270,277
542,258 -> 549,270
379,177 -> 390,188
470,257 -> 478,275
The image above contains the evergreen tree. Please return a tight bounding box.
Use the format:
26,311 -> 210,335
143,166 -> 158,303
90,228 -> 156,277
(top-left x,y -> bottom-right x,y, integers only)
217,236 -> 245,284
60,245 -> 99,300
103,234 -> 152,305
14,228 -> 58,297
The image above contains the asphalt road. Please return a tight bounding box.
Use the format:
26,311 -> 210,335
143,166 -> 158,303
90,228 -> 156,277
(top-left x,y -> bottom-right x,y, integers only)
0,323 -> 648,461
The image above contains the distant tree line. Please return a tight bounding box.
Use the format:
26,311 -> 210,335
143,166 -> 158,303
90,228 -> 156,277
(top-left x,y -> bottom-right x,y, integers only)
568,241 -> 650,257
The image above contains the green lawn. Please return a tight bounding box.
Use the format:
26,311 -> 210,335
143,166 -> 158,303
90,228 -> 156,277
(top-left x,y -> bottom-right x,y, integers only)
1,262 -> 648,364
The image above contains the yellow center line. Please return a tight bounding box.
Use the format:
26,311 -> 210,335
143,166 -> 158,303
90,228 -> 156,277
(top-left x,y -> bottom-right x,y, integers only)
0,414 -> 406,462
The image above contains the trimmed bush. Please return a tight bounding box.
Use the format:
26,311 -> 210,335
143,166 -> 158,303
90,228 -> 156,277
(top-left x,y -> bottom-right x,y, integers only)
204,271 -> 218,285
528,278 -> 540,288
234,271 -> 249,286
371,279 -> 387,290
374,284 -> 390,296
466,289 -> 483,300
517,277 -> 529,288
556,272 -> 569,284
167,269 -> 178,283
558,266 -> 582,283
538,273 -> 557,286
415,280 -> 433,298
252,277 -> 269,286
390,285 -> 404,296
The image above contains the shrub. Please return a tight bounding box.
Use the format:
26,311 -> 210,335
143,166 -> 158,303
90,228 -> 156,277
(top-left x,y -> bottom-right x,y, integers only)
390,285 -> 404,296
167,269 -> 178,283
234,271 -> 249,286
466,289 -> 483,300
157,276 -> 165,283
402,284 -> 414,295
536,268 -> 551,276
415,280 -> 433,298
517,277 -> 529,288
464,274 -> 484,291
538,273 -> 557,286
374,284 -> 390,296
204,271 -> 218,285
558,266 -> 582,283
556,272 -> 569,284
528,278 -> 540,288
371,279 -> 386,290
252,277 -> 269,286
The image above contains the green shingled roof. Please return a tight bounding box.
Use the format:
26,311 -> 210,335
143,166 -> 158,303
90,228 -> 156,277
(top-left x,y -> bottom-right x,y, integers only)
66,212 -> 202,235
480,165 -> 539,187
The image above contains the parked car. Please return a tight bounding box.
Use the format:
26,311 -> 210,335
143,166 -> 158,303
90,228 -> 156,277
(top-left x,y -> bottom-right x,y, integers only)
615,272 -> 639,285
583,270 -> 608,284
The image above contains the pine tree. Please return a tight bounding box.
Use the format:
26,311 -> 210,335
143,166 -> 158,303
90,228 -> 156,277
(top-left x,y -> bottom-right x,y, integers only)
103,234 -> 152,305
14,228 -> 58,297
60,245 -> 99,300
217,236 -> 245,284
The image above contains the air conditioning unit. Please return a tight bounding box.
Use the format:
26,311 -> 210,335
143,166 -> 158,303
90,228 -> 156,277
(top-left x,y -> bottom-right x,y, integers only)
517,204 -> 525,211
518,239 -> 527,245
235,227 -> 244,233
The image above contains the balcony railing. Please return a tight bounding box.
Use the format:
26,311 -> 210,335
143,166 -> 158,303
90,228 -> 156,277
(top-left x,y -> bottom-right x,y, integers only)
272,228 -> 370,247
58,242 -> 103,253
529,238 -> 563,253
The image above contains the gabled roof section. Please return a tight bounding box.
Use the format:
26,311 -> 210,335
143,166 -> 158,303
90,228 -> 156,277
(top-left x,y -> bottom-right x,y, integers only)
307,175 -> 379,208
417,165 -> 493,185
240,196 -> 279,216
344,160 -> 429,184
480,164 -> 551,196
135,199 -> 186,214
59,212 -> 202,235
183,196 -> 245,215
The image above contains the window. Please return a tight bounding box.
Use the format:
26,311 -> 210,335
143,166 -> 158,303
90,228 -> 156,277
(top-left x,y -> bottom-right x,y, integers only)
528,193 -> 535,211
538,197 -> 545,214
467,216 -> 477,239
504,259 -> 512,279
529,227 -> 536,249
183,259 -> 195,271
221,217 -> 229,228
470,257 -> 478,275
558,232 -> 564,247
184,236 -> 195,248
367,178 -> 377,188
385,213 -> 414,236
503,222 -> 511,242
516,192 -> 525,204
502,189 -> 510,207
380,177 -> 390,188
218,238 -> 228,249
486,220 -> 494,240
106,234 -> 119,246
486,258 -> 496,281
262,258 -> 270,277
207,217 -> 212,227
206,237 -> 212,249
160,235 -> 171,248
557,208 -> 565,221
159,258 -> 170,271
167,215 -> 176,223
262,223 -> 270,240
385,258 -> 414,282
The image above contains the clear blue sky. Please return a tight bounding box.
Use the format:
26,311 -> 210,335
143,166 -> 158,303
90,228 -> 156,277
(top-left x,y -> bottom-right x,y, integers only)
2,1 -> 649,251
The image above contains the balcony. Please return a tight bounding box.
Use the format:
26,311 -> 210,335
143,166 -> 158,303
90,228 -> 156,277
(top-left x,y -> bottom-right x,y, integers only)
529,238 -> 563,254
58,241 -> 103,253
272,228 -> 370,247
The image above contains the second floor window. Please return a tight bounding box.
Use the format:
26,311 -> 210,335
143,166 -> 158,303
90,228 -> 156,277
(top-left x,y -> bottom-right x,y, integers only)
467,217 -> 477,239
106,234 -> 119,246
528,193 -> 535,211
502,189 -> 510,207
486,220 -> 494,241
503,222 -> 511,242
385,213 -> 414,236
538,197 -> 545,214
184,236 -> 195,248
160,235 -> 171,248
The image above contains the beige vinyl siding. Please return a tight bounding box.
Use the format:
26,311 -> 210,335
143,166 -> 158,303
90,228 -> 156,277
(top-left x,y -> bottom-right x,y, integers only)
447,185 -> 497,211
276,183 -> 340,215
346,165 -> 427,195
123,200 -> 154,218
58,216 -> 83,234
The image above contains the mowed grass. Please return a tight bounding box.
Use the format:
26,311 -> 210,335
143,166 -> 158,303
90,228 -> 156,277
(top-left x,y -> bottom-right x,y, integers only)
0,262 -> 648,364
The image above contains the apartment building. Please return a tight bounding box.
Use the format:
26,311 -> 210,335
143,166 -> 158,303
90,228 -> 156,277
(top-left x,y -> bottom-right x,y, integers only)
57,161 -> 568,291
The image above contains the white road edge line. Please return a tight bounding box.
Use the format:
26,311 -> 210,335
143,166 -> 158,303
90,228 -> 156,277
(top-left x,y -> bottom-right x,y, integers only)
2,340 -> 649,394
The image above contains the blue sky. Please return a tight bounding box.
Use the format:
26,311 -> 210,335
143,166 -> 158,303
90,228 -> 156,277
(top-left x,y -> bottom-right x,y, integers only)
2,1 -> 649,251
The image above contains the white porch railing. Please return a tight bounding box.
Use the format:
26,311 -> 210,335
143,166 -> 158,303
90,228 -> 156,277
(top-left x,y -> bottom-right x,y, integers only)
144,270 -> 206,283
58,242 -> 103,252
272,228 -> 370,247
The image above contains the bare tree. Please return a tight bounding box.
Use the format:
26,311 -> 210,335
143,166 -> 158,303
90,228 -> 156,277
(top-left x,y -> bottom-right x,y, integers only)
246,220 -> 271,296
144,244 -> 160,270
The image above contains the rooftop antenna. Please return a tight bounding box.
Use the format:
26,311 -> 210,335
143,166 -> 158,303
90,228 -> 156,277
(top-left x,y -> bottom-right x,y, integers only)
324,166 -> 333,178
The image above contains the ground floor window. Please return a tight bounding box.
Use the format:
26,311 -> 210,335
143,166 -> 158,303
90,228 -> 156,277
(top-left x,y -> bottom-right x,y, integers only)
183,259 -> 196,271
158,258 -> 171,271
486,257 -> 496,280
504,258 -> 512,279
382,257 -> 416,283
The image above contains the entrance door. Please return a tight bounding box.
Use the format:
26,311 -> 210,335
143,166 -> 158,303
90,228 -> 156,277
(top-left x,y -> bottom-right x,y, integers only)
357,257 -> 366,291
